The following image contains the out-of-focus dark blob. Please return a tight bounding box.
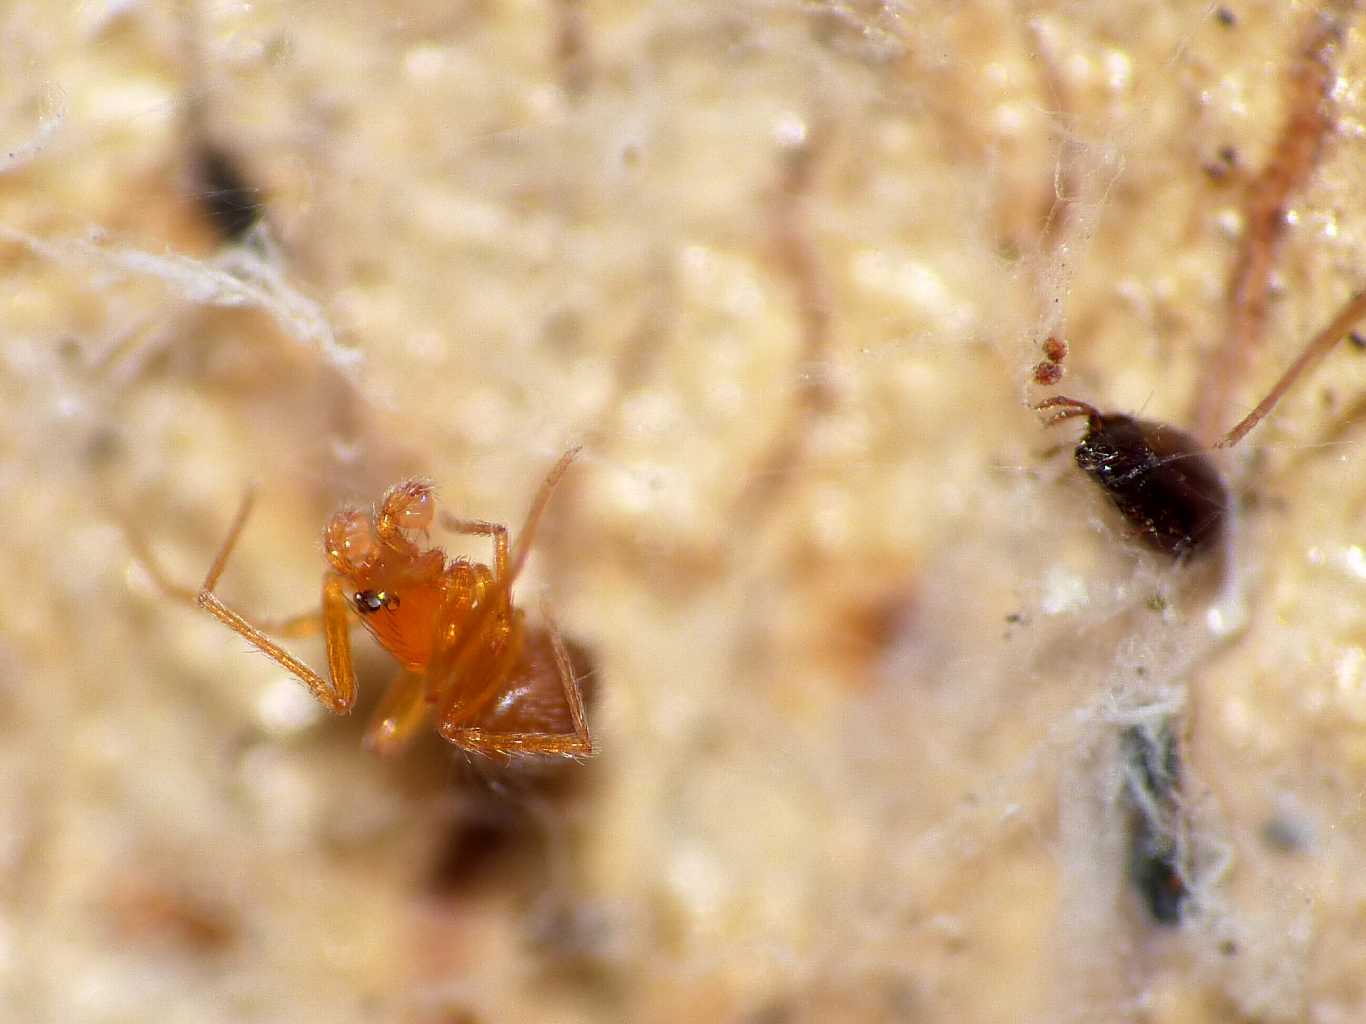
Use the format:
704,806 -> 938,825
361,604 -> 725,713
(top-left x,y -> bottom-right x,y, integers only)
427,633 -> 598,896
1121,722 -> 1188,926
191,142 -> 263,243
1037,397 -> 1227,559
427,798 -> 532,895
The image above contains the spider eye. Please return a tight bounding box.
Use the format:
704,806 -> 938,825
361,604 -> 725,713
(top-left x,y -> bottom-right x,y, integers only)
355,590 -> 388,613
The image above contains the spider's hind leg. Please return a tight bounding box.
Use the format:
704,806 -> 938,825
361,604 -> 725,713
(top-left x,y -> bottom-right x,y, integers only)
438,617 -> 593,760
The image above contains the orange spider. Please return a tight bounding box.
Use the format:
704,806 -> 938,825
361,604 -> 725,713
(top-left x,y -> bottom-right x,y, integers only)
128,449 -> 592,758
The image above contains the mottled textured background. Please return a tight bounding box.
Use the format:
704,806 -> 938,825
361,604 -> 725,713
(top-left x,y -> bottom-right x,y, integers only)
4,1 -> 1366,1021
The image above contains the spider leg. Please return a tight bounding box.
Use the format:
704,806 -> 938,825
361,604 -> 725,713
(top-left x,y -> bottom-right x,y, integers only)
1217,288 -> 1366,448
432,608 -> 528,723
424,447 -> 582,702
542,598 -> 591,751
420,562 -> 500,703
441,516 -> 509,582
426,448 -> 591,757
504,446 -> 581,584
122,513 -> 201,606
123,491 -> 327,639
1034,395 -> 1102,430
196,584 -> 354,713
363,669 -> 430,756
438,611 -> 593,759
316,572 -> 359,712
443,726 -> 593,759
124,487 -> 357,714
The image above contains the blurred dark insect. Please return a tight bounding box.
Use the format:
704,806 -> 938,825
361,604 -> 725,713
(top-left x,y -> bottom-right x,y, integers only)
190,141 -> 263,243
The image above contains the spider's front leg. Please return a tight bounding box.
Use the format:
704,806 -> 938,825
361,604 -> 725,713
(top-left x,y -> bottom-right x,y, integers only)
126,487 -> 359,715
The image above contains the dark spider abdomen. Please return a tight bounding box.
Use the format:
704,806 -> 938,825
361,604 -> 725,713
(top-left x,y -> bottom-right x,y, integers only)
1074,414 -> 1227,558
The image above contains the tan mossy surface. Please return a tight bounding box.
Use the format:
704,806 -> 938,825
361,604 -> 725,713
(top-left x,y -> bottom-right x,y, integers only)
4,1 -> 1366,1022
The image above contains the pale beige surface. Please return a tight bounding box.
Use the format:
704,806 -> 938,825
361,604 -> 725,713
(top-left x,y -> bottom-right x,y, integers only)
4,1 -> 1366,1022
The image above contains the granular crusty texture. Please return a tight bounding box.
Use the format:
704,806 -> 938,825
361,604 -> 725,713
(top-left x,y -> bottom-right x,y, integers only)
5,3 -> 1366,1022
